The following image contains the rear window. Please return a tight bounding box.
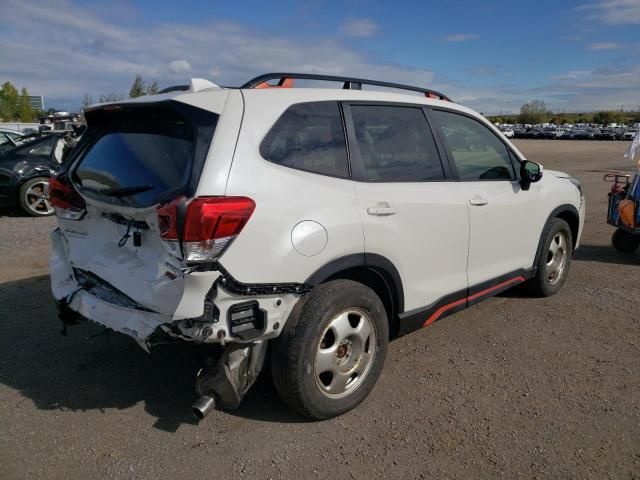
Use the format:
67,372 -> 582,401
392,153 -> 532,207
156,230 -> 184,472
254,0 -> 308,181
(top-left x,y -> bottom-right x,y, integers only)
260,102 -> 348,178
74,104 -> 217,207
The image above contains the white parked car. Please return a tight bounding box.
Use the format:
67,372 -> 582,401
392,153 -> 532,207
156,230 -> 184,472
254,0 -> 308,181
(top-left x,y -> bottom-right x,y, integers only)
500,127 -> 515,138
49,73 -> 585,420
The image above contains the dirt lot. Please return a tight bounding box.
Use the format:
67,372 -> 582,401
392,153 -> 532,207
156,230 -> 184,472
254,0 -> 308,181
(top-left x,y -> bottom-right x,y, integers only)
0,140 -> 638,480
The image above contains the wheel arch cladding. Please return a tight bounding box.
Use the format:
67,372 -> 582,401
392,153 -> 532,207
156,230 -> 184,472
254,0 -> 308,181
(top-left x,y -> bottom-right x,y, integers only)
555,209 -> 579,250
305,253 -> 404,338
534,204 -> 580,267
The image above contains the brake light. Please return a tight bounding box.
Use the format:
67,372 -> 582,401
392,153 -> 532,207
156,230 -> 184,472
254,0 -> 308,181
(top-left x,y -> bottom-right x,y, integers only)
157,196 -> 255,263
49,175 -> 86,220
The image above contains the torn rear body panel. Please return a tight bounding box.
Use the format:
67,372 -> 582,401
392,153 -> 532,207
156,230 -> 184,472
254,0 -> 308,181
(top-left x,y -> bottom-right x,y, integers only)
50,227 -> 300,346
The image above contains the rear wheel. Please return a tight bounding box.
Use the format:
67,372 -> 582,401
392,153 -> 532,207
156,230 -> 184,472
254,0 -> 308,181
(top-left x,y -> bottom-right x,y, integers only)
18,177 -> 54,216
611,229 -> 640,254
527,218 -> 572,297
271,280 -> 388,419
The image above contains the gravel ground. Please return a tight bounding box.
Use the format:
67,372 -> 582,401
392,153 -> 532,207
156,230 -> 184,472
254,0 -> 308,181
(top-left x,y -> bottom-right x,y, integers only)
0,140 -> 639,480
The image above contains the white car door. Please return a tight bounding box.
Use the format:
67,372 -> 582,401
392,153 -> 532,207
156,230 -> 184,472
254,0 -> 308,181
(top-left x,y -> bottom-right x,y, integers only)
429,109 -> 542,290
344,103 -> 470,332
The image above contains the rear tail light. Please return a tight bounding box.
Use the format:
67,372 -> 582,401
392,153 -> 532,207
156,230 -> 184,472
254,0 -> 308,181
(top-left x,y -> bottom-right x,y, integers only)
158,196 -> 255,263
49,175 -> 86,220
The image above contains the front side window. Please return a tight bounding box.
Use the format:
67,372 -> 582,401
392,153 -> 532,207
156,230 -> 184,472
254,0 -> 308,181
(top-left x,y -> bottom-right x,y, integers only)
350,105 -> 444,182
260,102 -> 348,178
431,110 -> 515,181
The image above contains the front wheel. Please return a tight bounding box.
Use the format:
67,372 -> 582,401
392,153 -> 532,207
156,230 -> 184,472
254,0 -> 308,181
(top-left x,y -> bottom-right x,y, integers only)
526,218 -> 573,297
271,280 -> 389,419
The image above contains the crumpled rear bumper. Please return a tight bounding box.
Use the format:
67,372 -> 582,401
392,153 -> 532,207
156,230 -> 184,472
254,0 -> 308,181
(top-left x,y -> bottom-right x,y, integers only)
54,289 -> 171,343
49,228 -> 301,348
50,229 -> 172,344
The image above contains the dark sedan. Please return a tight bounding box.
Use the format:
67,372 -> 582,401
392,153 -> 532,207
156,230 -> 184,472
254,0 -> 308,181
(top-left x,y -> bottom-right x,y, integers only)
0,133 -> 69,216
598,129 -> 620,141
523,128 -> 544,139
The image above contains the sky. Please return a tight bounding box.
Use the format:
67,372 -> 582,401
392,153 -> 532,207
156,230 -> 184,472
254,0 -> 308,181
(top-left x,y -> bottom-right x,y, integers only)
0,0 -> 639,114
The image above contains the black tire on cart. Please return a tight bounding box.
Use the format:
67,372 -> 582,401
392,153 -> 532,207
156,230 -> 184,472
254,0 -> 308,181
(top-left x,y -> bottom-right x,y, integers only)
611,229 -> 640,254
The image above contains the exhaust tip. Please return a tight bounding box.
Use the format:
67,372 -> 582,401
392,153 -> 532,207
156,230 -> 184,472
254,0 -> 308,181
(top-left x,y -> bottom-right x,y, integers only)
192,395 -> 216,420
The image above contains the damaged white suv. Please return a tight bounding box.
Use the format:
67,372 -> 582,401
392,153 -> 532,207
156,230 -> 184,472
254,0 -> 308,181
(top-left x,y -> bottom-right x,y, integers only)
49,73 -> 585,420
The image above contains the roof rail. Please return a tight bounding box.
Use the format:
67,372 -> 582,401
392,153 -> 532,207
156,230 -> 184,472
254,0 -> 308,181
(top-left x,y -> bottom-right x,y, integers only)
241,72 -> 452,102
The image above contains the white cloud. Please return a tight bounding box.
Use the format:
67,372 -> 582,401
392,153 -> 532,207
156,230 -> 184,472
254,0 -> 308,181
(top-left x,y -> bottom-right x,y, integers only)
0,0 -> 433,109
551,70 -> 592,80
445,33 -> 479,42
0,0 -> 636,114
579,0 -> 640,25
588,42 -> 623,50
168,59 -> 192,73
339,18 -> 379,38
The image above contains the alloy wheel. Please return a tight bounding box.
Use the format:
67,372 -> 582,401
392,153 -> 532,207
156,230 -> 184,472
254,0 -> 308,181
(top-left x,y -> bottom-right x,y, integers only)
546,231 -> 568,285
315,308 -> 377,398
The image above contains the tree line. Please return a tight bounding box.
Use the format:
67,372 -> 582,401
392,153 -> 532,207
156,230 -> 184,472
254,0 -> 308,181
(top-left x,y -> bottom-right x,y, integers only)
0,74 -> 161,121
489,100 -> 640,126
0,82 -> 39,122
82,75 -> 159,108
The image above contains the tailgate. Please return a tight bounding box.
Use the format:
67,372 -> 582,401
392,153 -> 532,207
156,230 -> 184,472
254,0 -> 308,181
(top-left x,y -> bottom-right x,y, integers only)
54,96 -> 228,316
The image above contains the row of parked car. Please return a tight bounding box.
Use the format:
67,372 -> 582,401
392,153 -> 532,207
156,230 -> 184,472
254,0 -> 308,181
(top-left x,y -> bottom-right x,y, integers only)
0,126 -> 85,216
498,125 -> 638,141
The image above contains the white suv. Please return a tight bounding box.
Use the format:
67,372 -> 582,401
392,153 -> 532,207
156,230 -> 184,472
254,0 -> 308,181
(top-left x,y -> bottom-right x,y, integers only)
49,73 -> 585,420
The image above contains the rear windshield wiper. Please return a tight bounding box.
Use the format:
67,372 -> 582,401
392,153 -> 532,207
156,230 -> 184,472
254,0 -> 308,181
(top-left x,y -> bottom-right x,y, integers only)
89,184 -> 154,197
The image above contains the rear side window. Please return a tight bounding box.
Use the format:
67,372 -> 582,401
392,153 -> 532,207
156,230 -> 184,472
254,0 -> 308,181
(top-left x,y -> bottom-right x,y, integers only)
74,104 -> 217,207
16,135 -> 56,156
349,105 -> 444,182
431,110 -> 515,181
260,102 -> 349,178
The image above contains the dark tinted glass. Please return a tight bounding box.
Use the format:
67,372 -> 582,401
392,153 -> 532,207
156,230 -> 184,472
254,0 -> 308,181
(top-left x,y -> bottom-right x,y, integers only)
260,102 -> 348,178
16,135 -> 55,156
350,105 -> 444,182
75,106 -> 197,206
432,110 -> 515,181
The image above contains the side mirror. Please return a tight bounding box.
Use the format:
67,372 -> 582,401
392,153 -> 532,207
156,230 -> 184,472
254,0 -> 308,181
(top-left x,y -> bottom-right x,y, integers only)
520,160 -> 543,191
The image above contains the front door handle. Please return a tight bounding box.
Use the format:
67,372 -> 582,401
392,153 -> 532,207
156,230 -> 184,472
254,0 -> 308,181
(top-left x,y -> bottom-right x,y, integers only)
469,196 -> 488,206
367,202 -> 397,216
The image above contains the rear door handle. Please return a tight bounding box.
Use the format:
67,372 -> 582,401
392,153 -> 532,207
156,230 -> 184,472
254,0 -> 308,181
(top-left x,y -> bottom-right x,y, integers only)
469,196 -> 488,206
367,202 -> 397,216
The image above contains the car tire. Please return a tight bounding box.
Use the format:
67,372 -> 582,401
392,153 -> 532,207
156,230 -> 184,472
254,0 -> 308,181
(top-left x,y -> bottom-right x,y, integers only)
271,279 -> 389,420
526,218 -> 573,297
612,229 -> 640,254
18,177 -> 55,217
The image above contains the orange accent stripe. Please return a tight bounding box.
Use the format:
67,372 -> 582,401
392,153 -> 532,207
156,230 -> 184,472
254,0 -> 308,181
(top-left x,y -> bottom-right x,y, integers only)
467,276 -> 526,302
422,276 -> 526,327
423,298 -> 466,326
